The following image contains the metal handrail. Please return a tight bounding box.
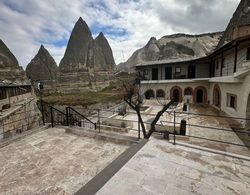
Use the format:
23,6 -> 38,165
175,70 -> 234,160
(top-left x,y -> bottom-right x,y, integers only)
50,106 -> 66,128
172,111 -> 250,121
67,107 -> 96,129
51,106 -> 66,116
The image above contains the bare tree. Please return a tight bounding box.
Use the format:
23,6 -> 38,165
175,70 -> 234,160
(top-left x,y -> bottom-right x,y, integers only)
116,72 -> 174,139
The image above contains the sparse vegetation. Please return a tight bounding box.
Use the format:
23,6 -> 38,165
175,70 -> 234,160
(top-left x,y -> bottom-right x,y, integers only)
42,72 -> 136,106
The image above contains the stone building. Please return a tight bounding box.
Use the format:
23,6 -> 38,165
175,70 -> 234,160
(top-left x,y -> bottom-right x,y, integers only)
0,82 -> 41,140
136,0 -> 250,128
0,82 -> 32,109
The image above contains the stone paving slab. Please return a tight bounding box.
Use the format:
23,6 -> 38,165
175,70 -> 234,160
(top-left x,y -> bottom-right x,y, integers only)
97,137 -> 250,195
0,128 -> 128,194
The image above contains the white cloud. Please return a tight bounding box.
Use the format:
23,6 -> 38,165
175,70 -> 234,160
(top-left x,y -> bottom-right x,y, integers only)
0,0 -> 240,68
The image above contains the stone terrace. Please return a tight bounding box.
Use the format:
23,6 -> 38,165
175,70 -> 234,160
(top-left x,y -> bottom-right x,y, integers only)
97,138 -> 250,195
0,128 -> 128,194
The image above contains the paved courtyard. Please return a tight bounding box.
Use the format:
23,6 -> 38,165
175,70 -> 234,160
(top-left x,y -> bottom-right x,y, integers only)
113,101 -> 250,156
181,104 -> 250,156
0,128 -> 128,194
97,137 -> 250,195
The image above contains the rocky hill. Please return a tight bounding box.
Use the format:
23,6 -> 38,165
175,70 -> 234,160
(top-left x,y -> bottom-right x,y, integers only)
117,32 -> 223,72
59,17 -> 115,74
26,45 -> 58,82
217,0 -> 250,48
0,39 -> 27,82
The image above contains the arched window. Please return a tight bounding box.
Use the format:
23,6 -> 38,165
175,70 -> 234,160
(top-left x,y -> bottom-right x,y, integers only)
156,89 -> 165,98
184,87 -> 193,95
145,89 -> 155,99
170,86 -> 182,102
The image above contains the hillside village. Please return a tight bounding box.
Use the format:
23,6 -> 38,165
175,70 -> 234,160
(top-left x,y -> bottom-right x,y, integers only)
0,0 -> 250,194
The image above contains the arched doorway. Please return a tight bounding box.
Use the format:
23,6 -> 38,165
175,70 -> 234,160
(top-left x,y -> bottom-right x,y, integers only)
145,89 -> 154,99
170,86 -> 182,102
173,89 -> 180,102
194,86 -> 207,103
196,90 -> 204,103
156,89 -> 165,98
213,85 -> 221,108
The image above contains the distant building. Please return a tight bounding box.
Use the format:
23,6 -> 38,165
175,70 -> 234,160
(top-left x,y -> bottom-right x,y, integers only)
0,81 -> 41,140
136,0 -> 250,129
0,82 -> 32,110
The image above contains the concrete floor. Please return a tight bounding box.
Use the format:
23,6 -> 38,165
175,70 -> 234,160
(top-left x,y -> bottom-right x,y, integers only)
97,137 -> 250,195
0,128 -> 128,194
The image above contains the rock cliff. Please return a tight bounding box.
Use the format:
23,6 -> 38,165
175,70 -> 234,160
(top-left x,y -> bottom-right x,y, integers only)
117,32 -> 223,72
26,45 -> 58,82
59,17 -> 115,75
0,39 -> 26,82
217,0 -> 250,48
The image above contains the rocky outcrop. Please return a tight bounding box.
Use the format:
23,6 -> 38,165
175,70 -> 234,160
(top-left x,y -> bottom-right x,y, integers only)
59,17 -> 115,76
0,39 -> 26,82
217,0 -> 250,48
117,32 -> 223,72
94,32 -> 115,70
26,45 -> 58,82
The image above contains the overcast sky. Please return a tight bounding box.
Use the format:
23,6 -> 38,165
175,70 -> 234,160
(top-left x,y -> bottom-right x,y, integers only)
0,0 -> 240,68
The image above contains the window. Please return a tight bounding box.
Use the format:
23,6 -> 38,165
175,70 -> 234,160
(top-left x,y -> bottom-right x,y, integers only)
184,87 -> 192,95
175,67 -> 181,73
247,47 -> 250,60
222,58 -> 225,68
156,89 -> 165,98
216,61 -> 219,70
152,68 -> 158,80
227,94 -> 237,110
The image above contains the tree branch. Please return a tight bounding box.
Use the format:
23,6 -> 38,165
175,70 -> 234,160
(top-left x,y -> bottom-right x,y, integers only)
146,100 -> 174,138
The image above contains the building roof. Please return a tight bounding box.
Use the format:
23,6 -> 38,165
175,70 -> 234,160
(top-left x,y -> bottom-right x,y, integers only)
0,80 -> 31,87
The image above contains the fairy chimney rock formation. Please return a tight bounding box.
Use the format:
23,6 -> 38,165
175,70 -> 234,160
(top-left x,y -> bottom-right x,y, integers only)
0,39 -> 26,82
59,17 -> 115,79
26,45 -> 58,82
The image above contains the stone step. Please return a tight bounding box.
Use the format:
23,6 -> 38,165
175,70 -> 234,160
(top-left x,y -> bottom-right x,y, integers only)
65,126 -> 139,145
99,124 -> 129,133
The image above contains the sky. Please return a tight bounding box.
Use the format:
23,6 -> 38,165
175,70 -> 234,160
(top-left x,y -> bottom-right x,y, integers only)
0,0 -> 240,68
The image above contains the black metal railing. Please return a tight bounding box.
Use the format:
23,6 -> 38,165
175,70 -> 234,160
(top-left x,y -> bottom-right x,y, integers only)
50,106 -> 67,127
66,107 -> 97,130
44,101 -> 250,149
160,110 -> 250,148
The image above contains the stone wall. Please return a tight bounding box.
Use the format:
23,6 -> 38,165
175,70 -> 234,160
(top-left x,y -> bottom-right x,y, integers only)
0,92 -> 32,110
0,98 -> 41,140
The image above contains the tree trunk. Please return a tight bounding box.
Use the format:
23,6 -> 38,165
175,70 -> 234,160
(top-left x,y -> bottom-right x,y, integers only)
135,108 -> 147,138
125,99 -> 174,139
146,100 -> 174,139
